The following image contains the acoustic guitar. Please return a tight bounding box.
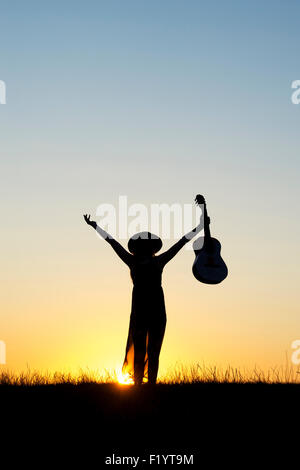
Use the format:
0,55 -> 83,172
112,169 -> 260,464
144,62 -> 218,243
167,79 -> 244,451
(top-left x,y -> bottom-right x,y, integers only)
192,194 -> 228,284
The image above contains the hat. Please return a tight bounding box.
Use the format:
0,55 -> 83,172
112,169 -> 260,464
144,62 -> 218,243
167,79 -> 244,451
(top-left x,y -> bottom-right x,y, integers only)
128,232 -> 162,255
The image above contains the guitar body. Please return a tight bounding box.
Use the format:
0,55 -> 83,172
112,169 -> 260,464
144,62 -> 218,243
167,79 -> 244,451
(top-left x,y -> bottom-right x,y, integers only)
192,237 -> 228,284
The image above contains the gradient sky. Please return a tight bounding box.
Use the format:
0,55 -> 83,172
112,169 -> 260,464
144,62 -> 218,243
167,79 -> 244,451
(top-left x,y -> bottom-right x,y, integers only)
1,0 -> 300,377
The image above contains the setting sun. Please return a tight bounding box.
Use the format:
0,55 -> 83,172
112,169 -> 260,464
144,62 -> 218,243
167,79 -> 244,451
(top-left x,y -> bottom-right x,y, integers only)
117,371 -> 134,385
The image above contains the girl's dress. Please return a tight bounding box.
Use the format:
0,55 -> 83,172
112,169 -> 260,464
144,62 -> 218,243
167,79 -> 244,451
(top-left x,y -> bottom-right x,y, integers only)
122,256 -> 167,381
120,238 -> 188,381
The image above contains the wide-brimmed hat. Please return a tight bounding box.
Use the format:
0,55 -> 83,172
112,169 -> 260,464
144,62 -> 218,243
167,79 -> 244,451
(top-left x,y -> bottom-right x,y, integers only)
128,232 -> 162,255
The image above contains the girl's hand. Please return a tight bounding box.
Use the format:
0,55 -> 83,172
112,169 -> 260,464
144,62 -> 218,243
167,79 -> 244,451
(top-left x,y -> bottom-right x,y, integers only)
83,214 -> 97,229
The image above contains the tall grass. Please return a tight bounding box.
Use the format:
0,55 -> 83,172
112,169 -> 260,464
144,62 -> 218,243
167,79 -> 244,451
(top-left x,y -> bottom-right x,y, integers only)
161,362 -> 300,384
1,362 -> 300,386
0,367 -> 113,386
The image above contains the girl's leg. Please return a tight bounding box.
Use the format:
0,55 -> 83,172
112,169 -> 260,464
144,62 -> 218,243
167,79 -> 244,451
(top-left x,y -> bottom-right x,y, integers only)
132,327 -> 147,385
147,321 -> 166,384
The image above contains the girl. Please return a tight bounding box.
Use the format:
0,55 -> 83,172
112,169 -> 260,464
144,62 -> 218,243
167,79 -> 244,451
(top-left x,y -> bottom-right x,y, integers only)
84,213 -> 202,385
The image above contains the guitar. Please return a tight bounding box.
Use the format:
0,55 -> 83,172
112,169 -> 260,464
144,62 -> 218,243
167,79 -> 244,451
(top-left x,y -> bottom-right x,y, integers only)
192,194 -> 228,284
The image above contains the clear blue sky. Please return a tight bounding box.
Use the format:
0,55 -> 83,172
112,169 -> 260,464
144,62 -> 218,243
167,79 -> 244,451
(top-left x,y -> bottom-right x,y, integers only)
1,1 -> 299,203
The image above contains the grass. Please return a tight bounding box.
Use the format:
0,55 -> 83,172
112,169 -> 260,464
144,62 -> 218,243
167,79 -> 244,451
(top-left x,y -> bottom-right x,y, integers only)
1,362 -> 300,385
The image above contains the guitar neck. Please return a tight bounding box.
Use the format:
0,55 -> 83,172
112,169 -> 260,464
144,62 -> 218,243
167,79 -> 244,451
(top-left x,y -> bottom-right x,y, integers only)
203,204 -> 211,240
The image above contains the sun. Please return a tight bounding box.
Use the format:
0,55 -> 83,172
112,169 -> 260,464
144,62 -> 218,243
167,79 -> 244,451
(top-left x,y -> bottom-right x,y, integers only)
117,370 -> 134,385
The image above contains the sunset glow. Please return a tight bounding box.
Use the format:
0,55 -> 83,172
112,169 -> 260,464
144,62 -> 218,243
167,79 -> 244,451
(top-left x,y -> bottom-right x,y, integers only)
117,371 -> 134,386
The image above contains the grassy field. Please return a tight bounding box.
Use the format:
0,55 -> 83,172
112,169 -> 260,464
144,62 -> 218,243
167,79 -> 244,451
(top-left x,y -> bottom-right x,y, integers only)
1,364 -> 299,467
1,361 -> 300,385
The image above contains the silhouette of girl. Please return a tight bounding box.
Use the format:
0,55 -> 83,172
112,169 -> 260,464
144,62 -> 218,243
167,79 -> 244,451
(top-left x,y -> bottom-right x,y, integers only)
84,213 -> 203,385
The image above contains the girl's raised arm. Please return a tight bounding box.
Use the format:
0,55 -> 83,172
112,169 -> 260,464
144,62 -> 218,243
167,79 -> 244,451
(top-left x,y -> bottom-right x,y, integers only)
83,214 -> 133,267
157,218 -> 203,267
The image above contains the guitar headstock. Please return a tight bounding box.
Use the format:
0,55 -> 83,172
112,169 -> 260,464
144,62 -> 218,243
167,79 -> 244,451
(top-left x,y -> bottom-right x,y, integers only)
195,194 -> 210,226
194,194 -> 206,206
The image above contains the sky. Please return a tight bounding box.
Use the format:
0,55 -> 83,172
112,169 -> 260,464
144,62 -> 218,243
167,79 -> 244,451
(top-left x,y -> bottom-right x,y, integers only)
1,0 -> 300,378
